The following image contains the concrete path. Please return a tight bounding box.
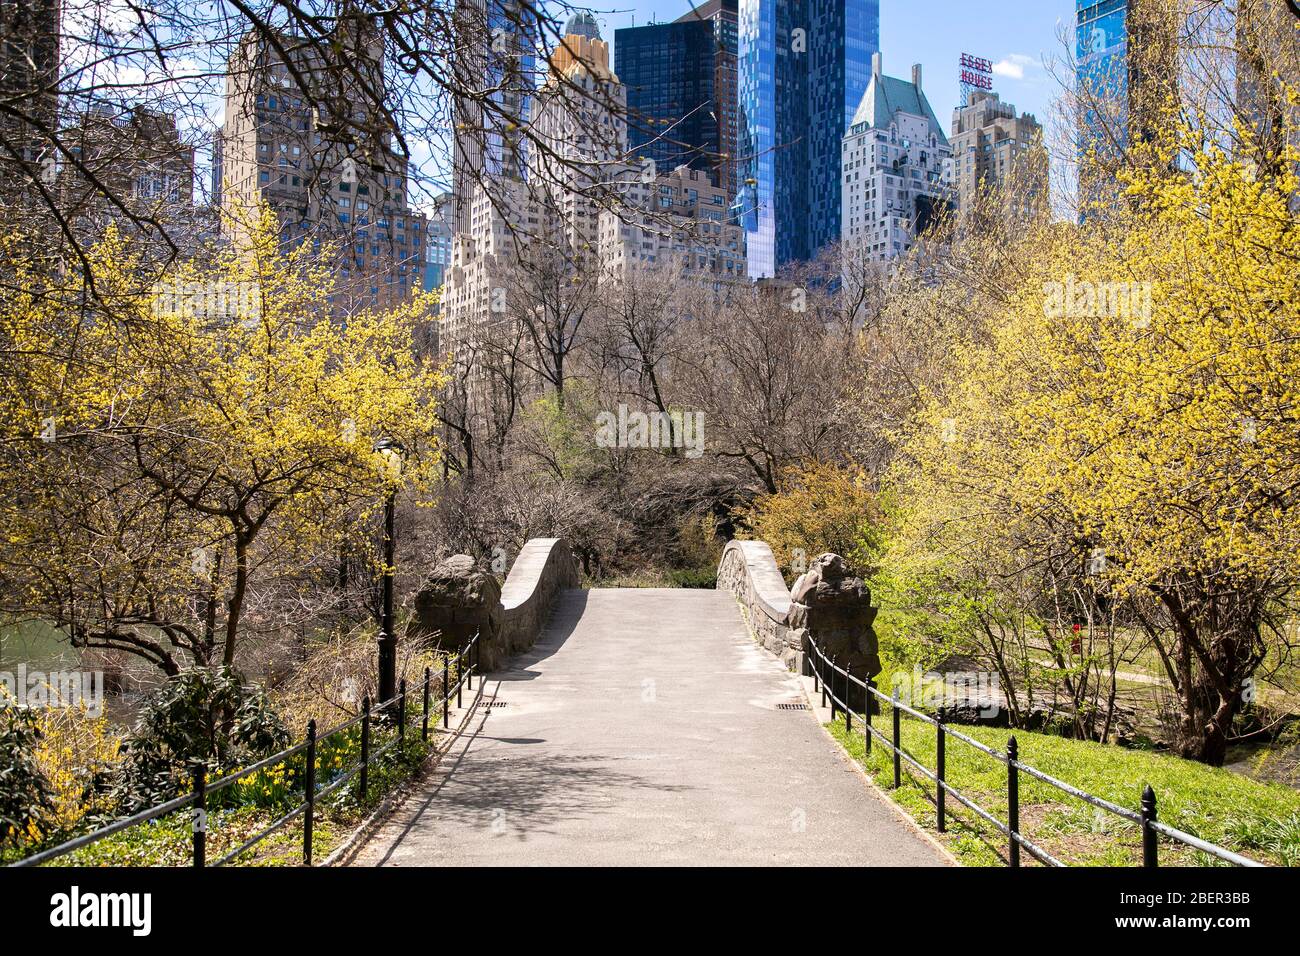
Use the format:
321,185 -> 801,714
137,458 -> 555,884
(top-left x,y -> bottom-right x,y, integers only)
353,589 -> 948,867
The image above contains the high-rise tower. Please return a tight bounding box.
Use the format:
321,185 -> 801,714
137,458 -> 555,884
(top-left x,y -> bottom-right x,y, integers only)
0,0 -> 61,203
736,0 -> 880,277
449,0 -> 537,234
219,11 -> 428,311
616,0 -> 739,200
1075,0 -> 1177,208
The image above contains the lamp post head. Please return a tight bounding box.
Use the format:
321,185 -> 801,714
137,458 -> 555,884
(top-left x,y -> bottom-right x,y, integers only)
373,437 -> 405,481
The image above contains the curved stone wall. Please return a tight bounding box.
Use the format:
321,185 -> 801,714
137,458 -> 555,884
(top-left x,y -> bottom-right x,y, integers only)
494,538 -> 581,667
717,540 -> 799,667
719,542 -> 882,693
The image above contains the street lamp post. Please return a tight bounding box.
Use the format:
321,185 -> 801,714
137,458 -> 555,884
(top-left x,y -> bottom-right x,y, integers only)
374,439 -> 404,706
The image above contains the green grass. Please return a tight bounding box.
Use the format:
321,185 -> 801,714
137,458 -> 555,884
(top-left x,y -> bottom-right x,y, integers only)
828,715 -> 1300,867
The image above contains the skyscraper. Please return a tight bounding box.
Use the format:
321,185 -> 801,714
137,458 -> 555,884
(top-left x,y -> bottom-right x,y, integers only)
0,0 -> 61,203
949,91 -> 1047,222
1236,0 -> 1300,184
449,0 -> 536,235
1075,0 -> 1177,207
737,0 -> 880,277
530,14 -> 628,257
219,12 -> 428,311
424,192 -> 453,293
1076,0 -> 1133,163
616,0 -> 739,200
443,14 -> 626,354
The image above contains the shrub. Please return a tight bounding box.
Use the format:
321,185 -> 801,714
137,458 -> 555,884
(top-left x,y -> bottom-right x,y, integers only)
0,695 -> 56,847
33,703 -> 120,834
735,461 -> 881,579
108,667 -> 290,813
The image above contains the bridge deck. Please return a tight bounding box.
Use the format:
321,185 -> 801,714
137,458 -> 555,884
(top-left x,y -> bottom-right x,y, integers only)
353,588 -> 947,867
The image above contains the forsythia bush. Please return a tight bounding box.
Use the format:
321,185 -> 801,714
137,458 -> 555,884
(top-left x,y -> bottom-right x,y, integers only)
736,461 -> 881,579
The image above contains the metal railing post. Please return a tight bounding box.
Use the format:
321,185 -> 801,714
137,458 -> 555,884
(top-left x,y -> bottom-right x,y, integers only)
359,696 -> 371,803
892,689 -> 902,789
303,720 -> 316,865
422,667 -> 431,742
192,765 -> 206,868
398,678 -> 407,744
843,661 -> 852,733
936,718 -> 946,833
1007,736 -> 1020,867
864,678 -> 874,754
456,650 -> 463,710
829,656 -> 837,719
1141,784 -> 1159,868
443,657 -> 450,728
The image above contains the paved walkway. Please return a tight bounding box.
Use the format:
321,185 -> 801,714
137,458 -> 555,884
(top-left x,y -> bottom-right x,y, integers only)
353,589 -> 947,867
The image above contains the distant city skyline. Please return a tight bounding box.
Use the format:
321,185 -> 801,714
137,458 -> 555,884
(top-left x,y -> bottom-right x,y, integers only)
395,1 -> 1080,216
602,0 -> 1076,139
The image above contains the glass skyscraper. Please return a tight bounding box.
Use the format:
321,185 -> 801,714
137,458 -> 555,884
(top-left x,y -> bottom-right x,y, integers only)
617,18 -> 720,177
1076,0 -> 1179,212
1076,0 -> 1132,157
736,0 -> 880,277
616,1 -> 739,198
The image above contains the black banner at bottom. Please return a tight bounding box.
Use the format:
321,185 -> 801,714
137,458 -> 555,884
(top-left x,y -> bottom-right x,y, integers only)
0,865 -> 1283,944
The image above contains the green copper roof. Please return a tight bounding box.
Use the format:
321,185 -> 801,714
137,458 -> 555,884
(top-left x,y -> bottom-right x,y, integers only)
850,72 -> 950,148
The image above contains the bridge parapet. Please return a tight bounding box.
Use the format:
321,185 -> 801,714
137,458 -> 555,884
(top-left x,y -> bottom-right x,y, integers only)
407,538 -> 580,670
498,538 -> 581,666
718,542 -> 880,685
718,541 -> 798,667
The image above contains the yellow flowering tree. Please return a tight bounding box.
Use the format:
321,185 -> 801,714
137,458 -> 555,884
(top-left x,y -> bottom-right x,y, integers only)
0,205 -> 443,675
892,112 -> 1300,763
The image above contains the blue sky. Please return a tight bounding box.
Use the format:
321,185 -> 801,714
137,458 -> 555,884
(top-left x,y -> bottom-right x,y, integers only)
597,0 -> 1080,133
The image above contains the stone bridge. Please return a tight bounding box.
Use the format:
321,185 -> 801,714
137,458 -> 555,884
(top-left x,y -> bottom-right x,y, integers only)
351,539 -> 947,867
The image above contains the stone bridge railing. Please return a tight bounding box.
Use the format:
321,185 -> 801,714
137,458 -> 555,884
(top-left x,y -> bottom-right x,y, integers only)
406,538 -> 580,670
498,538 -> 581,665
717,541 -> 796,666
718,540 -> 881,684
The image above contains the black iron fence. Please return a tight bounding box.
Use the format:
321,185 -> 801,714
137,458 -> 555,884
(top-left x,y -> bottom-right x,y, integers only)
13,634 -> 483,868
804,636 -> 1265,868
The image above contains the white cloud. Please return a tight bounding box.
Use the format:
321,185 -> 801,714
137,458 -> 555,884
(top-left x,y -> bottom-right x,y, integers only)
992,54 -> 1038,81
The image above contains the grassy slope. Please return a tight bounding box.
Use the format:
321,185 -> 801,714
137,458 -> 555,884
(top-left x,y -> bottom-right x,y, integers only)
828,716 -> 1300,867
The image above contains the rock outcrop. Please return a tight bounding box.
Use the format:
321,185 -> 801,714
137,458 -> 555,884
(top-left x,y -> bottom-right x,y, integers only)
405,554 -> 502,654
